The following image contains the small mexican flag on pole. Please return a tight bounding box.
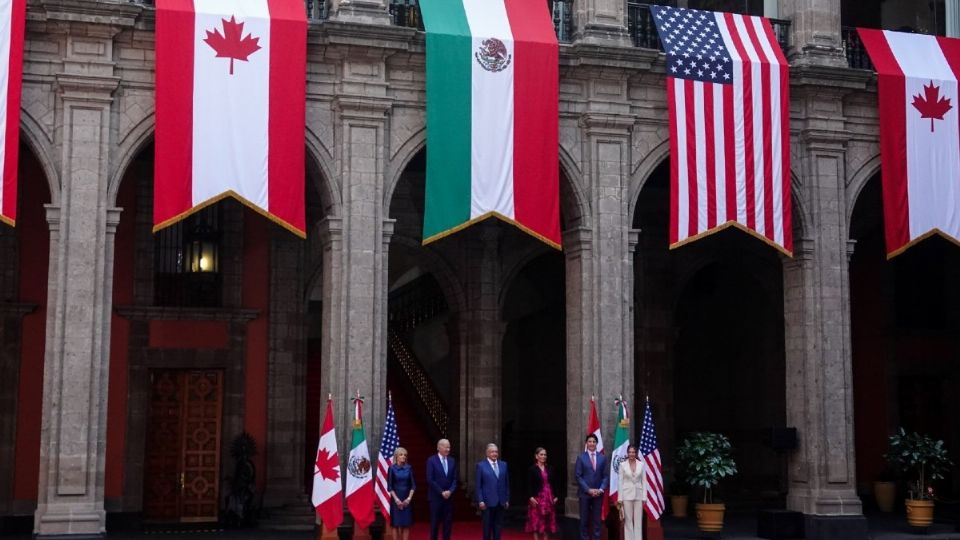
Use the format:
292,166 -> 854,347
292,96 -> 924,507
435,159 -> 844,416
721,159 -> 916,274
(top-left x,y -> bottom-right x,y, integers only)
346,391 -> 375,530
609,395 -> 630,508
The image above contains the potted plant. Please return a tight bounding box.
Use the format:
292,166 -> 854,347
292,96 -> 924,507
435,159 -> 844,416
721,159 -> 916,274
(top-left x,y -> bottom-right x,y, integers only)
884,428 -> 953,528
676,432 -> 738,532
669,474 -> 689,518
872,468 -> 896,513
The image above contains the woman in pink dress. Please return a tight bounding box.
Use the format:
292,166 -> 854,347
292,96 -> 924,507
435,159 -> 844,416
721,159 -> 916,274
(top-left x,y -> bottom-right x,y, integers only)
524,447 -> 558,539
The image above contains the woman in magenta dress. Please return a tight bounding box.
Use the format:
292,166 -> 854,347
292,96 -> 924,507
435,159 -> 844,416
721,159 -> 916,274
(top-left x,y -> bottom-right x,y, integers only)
524,447 -> 558,539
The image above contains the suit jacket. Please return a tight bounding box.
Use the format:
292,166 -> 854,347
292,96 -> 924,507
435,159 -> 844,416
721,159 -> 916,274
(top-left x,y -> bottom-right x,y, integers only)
426,454 -> 458,503
525,464 -> 558,500
617,459 -> 647,502
475,460 -> 510,508
575,451 -> 609,497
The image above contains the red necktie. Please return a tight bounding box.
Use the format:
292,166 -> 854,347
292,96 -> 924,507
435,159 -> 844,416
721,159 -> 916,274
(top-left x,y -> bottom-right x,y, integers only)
590,453 -> 596,471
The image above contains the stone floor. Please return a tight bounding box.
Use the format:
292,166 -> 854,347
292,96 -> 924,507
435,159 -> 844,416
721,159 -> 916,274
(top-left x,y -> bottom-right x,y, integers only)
5,512 -> 960,539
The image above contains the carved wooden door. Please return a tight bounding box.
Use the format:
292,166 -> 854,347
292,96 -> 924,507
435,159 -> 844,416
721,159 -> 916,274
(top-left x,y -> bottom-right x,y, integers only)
143,369 -> 223,523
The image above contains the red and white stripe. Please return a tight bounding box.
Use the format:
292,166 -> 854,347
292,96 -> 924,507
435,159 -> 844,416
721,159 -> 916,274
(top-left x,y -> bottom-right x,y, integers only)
859,29 -> 960,257
643,448 -> 664,519
0,0 -> 24,227
375,453 -> 392,520
154,0 -> 306,236
667,12 -> 791,254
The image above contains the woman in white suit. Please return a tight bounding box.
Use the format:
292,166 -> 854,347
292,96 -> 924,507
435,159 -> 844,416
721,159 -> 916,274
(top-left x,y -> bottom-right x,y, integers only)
617,445 -> 648,540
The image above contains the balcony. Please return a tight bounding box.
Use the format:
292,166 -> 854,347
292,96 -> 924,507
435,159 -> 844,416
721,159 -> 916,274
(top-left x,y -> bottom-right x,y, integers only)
627,2 -> 791,53
383,0 -> 574,42
841,26 -> 874,71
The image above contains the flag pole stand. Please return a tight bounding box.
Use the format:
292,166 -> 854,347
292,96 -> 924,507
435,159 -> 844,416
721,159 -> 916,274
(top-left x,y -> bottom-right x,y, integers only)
317,526 -> 338,540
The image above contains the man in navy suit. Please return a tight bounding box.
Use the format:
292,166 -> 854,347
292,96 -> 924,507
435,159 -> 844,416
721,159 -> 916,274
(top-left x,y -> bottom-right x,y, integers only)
575,434 -> 609,540
475,443 -> 510,540
426,438 -> 457,540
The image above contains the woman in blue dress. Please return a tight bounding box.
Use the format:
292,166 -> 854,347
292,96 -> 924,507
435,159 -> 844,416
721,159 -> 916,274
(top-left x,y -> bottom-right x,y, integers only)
388,446 -> 416,538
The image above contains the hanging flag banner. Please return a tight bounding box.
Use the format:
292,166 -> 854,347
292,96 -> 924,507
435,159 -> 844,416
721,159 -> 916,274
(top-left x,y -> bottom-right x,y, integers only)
419,0 -> 560,249
651,5 -> 792,255
859,29 -> 960,257
0,0 -> 25,227
154,0 -> 306,237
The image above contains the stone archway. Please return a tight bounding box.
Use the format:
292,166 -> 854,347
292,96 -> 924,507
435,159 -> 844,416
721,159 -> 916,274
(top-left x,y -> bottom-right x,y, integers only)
848,172 -> 960,499
0,142 -> 52,523
632,157 -> 788,508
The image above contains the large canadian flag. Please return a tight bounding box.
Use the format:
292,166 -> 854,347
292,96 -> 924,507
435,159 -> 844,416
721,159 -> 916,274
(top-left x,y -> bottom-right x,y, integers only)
0,0 -> 25,227
859,29 -> 960,257
154,0 -> 306,236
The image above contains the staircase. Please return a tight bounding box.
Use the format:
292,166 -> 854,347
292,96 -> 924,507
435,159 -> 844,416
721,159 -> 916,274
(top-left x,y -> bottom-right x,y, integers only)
386,276 -> 475,521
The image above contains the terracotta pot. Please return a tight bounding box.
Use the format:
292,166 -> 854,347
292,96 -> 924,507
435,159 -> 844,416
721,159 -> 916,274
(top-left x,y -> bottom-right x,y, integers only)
695,502 -> 725,532
905,499 -> 934,528
670,495 -> 689,518
873,481 -> 896,512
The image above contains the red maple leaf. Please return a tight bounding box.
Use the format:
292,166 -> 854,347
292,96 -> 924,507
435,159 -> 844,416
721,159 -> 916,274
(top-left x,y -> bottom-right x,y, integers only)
315,448 -> 340,482
912,80 -> 953,133
204,16 -> 261,75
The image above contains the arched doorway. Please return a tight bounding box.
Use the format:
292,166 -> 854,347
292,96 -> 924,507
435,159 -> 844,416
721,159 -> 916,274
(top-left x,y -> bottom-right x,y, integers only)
633,160 -> 787,508
106,140 -> 335,524
0,142 -> 52,528
850,173 -> 960,501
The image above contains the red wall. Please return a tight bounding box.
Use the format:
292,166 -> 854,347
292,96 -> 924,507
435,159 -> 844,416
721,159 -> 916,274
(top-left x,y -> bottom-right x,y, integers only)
105,174 -> 136,499
242,208 -> 270,490
12,149 -> 50,502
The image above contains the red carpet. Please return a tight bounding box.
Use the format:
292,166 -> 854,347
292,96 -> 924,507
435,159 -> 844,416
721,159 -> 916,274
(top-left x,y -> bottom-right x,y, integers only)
407,521 -> 530,539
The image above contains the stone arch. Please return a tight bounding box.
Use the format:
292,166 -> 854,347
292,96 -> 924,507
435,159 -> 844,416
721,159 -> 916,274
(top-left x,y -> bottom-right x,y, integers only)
497,244 -> 555,312
628,137 -> 671,225
384,129 -> 592,231
389,233 -> 467,317
790,171 -> 810,243
306,126 -> 340,217
845,153 -> 882,235
19,113 -> 59,204
108,113 -> 154,206
105,116 -> 342,219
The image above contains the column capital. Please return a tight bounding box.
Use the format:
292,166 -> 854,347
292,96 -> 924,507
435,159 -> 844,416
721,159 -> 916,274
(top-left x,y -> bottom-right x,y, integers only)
578,112 -> 636,136
316,216 -> 344,248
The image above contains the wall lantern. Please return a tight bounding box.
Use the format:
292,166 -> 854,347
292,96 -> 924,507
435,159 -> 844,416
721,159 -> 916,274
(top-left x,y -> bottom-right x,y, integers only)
185,222 -> 219,274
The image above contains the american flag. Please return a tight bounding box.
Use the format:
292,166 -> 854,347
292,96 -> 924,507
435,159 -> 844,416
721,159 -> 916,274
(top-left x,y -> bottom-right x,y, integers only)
651,5 -> 792,255
639,398 -> 664,520
375,393 -> 399,520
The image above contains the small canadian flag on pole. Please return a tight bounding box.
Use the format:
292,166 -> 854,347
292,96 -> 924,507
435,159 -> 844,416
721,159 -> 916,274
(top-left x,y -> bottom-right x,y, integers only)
154,0 -> 306,237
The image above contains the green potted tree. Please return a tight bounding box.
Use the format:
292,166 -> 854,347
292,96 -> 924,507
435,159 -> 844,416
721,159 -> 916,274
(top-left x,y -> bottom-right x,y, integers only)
676,432 -> 738,532
885,428 -> 953,528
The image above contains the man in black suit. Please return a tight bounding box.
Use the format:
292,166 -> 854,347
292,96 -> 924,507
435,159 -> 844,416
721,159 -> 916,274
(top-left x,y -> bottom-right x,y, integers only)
426,438 -> 457,540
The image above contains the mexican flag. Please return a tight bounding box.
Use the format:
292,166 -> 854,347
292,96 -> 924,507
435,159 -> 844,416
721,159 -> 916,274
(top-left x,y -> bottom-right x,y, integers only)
609,397 -> 630,507
418,0 -> 560,249
154,0 -> 306,237
0,0 -> 24,227
312,398 -> 343,530
346,394 -> 375,530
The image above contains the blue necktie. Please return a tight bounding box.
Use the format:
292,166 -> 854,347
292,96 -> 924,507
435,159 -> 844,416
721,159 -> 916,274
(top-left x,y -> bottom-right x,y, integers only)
493,461 -> 499,478
442,457 -> 448,475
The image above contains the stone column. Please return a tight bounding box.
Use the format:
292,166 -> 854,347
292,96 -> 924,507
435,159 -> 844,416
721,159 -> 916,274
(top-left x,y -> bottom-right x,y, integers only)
458,225 -> 504,487
264,231 -> 308,508
563,112 -> 635,517
947,0 -> 960,38
778,0 -> 846,66
574,0 -> 631,47
330,0 -> 391,26
782,128 -> 866,540
32,56 -> 122,535
323,96 -> 392,462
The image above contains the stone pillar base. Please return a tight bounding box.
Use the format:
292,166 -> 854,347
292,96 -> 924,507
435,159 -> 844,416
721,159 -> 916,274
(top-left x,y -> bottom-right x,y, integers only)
804,515 -> 868,540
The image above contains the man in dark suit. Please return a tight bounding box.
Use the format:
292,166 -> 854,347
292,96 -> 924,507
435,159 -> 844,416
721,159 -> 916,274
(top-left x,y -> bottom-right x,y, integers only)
475,443 -> 510,540
575,434 -> 608,540
426,438 -> 457,540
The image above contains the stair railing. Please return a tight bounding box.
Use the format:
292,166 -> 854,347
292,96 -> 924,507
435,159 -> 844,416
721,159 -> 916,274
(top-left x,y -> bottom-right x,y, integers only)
387,330 -> 449,439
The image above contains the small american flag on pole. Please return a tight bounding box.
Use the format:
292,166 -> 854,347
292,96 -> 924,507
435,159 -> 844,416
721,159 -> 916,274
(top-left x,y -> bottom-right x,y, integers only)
375,392 -> 399,521
650,5 -> 792,255
639,397 -> 664,520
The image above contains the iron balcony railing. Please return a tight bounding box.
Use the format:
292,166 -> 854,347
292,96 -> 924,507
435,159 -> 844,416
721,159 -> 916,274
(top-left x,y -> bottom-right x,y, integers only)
841,26 -> 874,71
627,2 -> 791,53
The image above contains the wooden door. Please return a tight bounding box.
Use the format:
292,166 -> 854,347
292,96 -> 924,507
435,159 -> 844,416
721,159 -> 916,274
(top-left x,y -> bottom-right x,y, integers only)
143,370 -> 223,523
